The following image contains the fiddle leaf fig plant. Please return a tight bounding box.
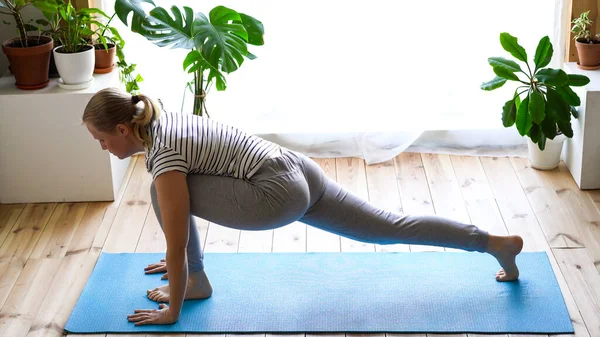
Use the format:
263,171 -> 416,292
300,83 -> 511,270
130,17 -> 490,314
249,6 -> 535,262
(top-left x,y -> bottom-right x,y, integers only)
114,0 -> 264,117
481,33 -> 590,151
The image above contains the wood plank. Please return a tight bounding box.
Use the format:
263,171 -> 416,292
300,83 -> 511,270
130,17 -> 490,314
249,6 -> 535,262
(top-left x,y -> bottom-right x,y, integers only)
393,153 -> 442,252
102,156 -> 152,253
91,155 -> 139,250
0,258 -> 61,337
365,159 -> 409,252
136,207 -> 165,253
480,157 -> 550,251
554,248 -> 600,337
551,163 -> 600,270
204,223 -> 240,253
0,260 -> 25,310
307,158 -> 341,252
67,202 -> 110,255
26,248 -> 101,337
238,229 -> 273,252
0,203 -> 57,264
336,157 -> 375,252
30,202 -> 89,259
450,156 -> 508,236
510,157 -> 583,248
0,204 -> 25,249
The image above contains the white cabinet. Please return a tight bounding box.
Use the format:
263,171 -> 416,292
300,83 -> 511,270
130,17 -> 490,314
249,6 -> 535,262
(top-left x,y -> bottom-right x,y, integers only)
0,71 -> 131,203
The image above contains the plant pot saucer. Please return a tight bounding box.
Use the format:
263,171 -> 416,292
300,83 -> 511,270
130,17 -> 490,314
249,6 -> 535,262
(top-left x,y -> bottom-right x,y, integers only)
57,77 -> 94,90
94,64 -> 114,74
576,62 -> 600,70
16,80 -> 50,90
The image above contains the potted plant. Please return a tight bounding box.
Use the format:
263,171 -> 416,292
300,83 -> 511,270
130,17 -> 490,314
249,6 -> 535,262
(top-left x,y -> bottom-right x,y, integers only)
571,10 -> 600,69
91,12 -> 143,94
481,33 -> 590,170
0,0 -> 53,89
50,0 -> 109,88
114,0 -> 264,116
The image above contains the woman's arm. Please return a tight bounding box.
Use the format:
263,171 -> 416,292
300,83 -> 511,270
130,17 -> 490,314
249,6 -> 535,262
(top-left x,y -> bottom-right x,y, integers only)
153,170 -> 191,321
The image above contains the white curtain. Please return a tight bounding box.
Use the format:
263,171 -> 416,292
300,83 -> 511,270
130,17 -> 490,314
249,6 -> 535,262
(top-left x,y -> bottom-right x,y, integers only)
93,0 -> 567,163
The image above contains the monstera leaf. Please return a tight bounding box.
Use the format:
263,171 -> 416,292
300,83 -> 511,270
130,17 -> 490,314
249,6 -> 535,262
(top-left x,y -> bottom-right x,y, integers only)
114,0 -> 155,36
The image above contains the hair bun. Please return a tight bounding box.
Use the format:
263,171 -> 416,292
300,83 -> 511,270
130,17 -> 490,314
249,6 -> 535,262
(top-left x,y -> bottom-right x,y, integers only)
132,95 -> 141,104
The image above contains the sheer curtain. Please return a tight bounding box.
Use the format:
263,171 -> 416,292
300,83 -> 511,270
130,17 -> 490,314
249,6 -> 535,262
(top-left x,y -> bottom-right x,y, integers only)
93,0 -> 567,163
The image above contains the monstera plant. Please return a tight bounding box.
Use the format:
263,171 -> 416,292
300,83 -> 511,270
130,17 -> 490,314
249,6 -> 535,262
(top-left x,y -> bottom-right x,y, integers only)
114,0 -> 264,117
481,33 -> 591,170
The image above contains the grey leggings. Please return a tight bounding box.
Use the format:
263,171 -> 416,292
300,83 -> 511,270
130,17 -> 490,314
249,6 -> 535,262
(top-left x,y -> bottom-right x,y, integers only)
150,148 -> 490,272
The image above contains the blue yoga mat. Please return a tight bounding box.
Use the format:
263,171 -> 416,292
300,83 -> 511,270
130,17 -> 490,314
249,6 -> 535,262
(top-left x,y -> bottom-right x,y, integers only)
64,251 -> 573,334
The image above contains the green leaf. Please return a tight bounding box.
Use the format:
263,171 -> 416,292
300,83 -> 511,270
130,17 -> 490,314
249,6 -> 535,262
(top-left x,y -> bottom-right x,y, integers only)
516,96 -> 533,136
493,67 -> 520,81
488,57 -> 522,73
546,88 -> 571,122
567,74 -> 590,86
571,106 -> 579,118
238,13 -> 264,46
529,123 -> 541,143
193,6 -> 249,73
142,5 -> 195,49
502,99 -> 517,127
534,36 -> 553,70
481,76 -> 506,91
538,133 -> 547,151
535,68 -> 568,86
541,111 -> 557,140
114,0 -> 156,35
529,90 -> 546,124
556,86 -> 581,106
557,120 -> 574,138
500,32 -> 528,62
15,0 -> 26,7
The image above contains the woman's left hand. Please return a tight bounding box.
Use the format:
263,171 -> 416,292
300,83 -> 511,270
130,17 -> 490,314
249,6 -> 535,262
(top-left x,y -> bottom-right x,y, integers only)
127,303 -> 177,326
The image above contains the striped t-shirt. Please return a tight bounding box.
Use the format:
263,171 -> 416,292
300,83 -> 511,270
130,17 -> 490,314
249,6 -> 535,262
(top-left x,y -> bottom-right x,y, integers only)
144,111 -> 281,181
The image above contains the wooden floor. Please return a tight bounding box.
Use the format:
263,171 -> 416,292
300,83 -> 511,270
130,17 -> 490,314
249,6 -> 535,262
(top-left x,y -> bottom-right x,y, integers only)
1,152 -> 600,337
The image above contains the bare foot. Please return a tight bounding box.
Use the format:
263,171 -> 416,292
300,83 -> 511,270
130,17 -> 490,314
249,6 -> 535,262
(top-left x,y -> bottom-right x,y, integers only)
147,269 -> 213,303
487,234 -> 523,281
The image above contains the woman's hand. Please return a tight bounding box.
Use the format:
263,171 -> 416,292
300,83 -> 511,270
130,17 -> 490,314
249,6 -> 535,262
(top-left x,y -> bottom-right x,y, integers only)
145,259 -> 169,280
127,303 -> 177,326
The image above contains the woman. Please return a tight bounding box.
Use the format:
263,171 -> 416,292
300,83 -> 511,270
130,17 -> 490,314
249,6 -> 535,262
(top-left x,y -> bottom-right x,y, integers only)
82,88 -> 523,326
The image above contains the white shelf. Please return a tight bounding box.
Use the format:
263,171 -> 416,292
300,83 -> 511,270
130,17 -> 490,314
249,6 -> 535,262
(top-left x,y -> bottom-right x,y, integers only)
0,71 -> 132,203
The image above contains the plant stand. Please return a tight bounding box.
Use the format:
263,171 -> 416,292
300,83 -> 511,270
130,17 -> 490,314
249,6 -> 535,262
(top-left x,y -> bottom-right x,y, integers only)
0,70 -> 131,203
562,62 -> 600,189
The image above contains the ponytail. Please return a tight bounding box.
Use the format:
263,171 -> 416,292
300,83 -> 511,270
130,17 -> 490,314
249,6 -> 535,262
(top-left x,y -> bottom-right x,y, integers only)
82,88 -> 161,148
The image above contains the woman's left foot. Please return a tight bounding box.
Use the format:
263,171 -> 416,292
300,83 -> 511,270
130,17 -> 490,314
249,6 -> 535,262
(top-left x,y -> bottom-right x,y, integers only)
147,269 -> 213,303
487,234 -> 523,282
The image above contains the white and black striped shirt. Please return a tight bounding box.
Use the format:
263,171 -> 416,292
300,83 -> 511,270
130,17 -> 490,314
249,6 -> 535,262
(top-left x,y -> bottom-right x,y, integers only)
144,112 -> 281,181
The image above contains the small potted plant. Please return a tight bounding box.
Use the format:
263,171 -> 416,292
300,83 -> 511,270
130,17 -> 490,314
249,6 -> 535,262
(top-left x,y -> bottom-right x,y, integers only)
93,13 -> 118,73
0,0 -> 53,89
51,0 -> 108,89
571,10 -> 600,69
481,33 -> 590,170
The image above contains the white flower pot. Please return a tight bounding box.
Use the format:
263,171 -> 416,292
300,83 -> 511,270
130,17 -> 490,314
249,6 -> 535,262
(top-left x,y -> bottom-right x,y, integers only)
527,134 -> 567,170
53,45 -> 95,85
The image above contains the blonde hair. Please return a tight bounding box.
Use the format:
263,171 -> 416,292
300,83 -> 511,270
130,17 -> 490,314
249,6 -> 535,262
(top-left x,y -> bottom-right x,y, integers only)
82,87 -> 161,148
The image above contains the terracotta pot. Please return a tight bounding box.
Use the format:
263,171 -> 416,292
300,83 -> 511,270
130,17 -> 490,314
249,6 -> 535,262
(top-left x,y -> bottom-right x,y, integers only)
94,43 -> 116,73
575,38 -> 600,69
2,36 -> 53,90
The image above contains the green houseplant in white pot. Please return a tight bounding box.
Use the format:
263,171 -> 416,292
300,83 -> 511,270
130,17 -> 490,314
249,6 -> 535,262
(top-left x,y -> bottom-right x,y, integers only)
51,0 -> 108,89
481,33 -> 590,170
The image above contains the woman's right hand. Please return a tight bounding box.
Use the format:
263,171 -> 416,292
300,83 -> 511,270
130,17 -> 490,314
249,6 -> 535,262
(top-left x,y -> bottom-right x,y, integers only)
144,259 -> 169,280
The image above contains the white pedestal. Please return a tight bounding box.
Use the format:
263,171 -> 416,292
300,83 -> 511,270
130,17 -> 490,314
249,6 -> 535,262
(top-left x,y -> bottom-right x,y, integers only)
0,71 -> 131,204
563,62 -> 600,190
